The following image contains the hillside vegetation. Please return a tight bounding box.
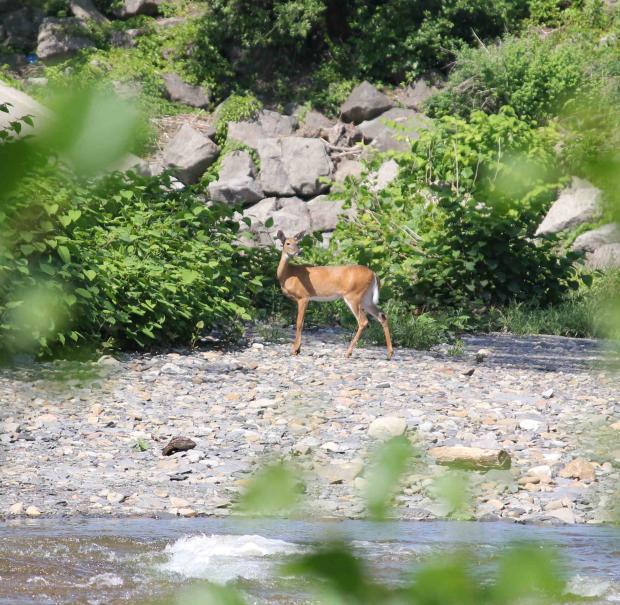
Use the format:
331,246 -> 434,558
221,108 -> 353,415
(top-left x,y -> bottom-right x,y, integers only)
0,0 -> 619,358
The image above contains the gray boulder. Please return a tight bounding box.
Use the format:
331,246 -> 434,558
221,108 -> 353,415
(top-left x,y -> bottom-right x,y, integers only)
323,121 -> 363,148
369,159 -> 399,192
334,159 -> 363,183
113,0 -> 165,18
572,223 -> 620,253
162,73 -> 210,109
340,81 -> 394,124
297,109 -> 334,137
398,78 -> 438,110
535,178 -> 602,236
586,243 -> 620,270
227,109 -> 297,150
37,17 -> 95,61
70,0 -> 108,24
0,81 -> 50,134
208,150 -> 263,205
307,195 -> 347,232
358,107 -> 431,152
242,197 -> 311,238
1,6 -> 43,49
258,137 -> 332,197
161,123 -> 219,184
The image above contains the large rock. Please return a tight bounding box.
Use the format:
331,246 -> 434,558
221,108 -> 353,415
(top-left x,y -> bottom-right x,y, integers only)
340,81 -> 394,124
334,159 -> 363,183
317,459 -> 364,484
113,0 -> 165,18
572,223 -> 620,253
368,159 -> 399,193
297,109 -> 334,137
397,78 -> 439,110
258,137 -> 332,197
358,108 -> 431,152
227,109 -> 297,150
162,73 -> 210,109
0,82 -> 50,134
241,197 -> 312,242
306,195 -> 346,232
0,6 -> 42,50
535,178 -> 602,236
558,457 -> 596,482
323,121 -> 363,148
162,123 -> 219,184
70,0 -> 108,24
208,150 -> 263,205
37,17 -> 95,61
586,243 -> 620,269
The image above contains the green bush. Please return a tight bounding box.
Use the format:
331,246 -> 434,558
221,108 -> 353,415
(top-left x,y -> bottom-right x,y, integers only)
189,0 -> 528,108
429,13 -> 620,123
314,109 -> 578,311
0,166 -> 268,358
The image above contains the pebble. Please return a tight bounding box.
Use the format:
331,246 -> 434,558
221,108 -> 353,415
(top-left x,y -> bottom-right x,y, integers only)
0,330 -> 616,523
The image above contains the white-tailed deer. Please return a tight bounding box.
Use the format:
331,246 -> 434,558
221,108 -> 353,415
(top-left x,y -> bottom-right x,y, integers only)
276,230 -> 393,359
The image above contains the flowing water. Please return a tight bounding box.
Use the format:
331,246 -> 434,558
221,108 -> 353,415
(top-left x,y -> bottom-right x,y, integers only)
1,518 -> 618,604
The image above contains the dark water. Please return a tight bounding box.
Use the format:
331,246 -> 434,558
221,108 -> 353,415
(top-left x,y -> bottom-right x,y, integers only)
1,518 -> 618,604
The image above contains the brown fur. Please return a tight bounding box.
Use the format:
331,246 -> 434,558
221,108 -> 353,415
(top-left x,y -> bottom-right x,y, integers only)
276,231 -> 393,359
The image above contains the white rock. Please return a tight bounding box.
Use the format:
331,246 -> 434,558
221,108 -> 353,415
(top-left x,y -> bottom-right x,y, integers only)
368,416 -> 407,439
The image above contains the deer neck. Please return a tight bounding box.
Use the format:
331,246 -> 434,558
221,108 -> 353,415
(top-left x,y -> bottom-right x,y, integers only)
277,251 -> 292,283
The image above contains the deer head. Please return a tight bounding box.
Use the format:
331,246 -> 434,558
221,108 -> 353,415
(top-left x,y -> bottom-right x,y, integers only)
277,230 -> 305,258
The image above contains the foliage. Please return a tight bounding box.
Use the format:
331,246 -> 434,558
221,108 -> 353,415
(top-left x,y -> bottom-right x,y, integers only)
428,9 -> 619,124
493,270 -> 620,338
0,165 -> 266,358
320,109 -> 578,312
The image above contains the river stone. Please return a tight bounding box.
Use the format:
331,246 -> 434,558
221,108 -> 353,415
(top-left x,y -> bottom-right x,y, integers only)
571,223 -> 620,252
8,502 -> 23,515
258,137 -> 332,197
559,457 -> 596,482
586,243 -> 620,269
368,416 -> 407,439
340,81 -> 394,124
25,505 -> 41,517
36,17 -> 95,61
208,150 -> 263,205
162,436 -> 197,456
162,73 -> 210,109
297,109 -> 334,137
369,159 -> 399,192
535,178 -> 602,236
161,123 -> 219,183
317,459 -> 364,484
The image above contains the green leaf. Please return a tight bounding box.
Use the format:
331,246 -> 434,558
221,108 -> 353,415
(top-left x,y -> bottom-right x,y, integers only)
58,246 -> 71,264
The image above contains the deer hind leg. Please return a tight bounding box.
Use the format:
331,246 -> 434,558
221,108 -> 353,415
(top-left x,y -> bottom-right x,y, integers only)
292,298 -> 309,355
344,298 -> 368,359
362,285 -> 393,360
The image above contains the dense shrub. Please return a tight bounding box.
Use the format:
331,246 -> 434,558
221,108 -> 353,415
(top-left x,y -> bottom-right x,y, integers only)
313,109 -> 579,310
191,0 -> 528,108
0,166 -> 269,357
428,7 -> 620,125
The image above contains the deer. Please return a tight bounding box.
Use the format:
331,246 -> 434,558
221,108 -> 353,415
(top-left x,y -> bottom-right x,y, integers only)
276,230 -> 393,360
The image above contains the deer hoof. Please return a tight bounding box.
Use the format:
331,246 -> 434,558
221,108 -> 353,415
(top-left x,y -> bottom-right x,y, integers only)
291,347 -> 300,356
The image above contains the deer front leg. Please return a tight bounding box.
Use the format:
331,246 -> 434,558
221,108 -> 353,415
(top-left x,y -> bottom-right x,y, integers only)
292,298 -> 309,355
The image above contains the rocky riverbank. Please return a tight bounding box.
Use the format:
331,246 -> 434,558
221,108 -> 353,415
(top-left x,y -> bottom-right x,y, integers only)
1,330 -> 618,524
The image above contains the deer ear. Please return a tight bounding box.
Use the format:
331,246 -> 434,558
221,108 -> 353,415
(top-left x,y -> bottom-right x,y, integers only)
294,230 -> 306,241
276,230 -> 286,243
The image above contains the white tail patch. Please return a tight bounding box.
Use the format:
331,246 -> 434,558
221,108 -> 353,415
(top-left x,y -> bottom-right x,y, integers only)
372,275 -> 380,305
